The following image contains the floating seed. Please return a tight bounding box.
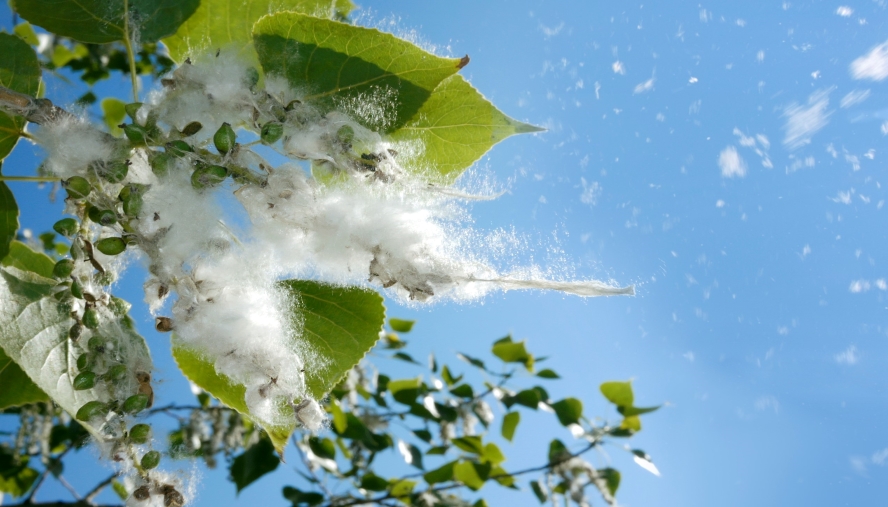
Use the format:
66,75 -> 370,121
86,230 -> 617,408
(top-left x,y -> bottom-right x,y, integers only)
155,317 -> 173,332
53,218 -> 79,237
213,122 -> 236,154
95,237 -> 126,255
141,450 -> 161,470
52,259 -> 74,278
73,371 -> 96,390
62,176 -> 91,200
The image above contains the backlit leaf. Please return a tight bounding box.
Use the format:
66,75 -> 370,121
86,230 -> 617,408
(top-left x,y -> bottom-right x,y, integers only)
600,380 -> 634,408
230,437 -> 280,493
0,34 -> 40,161
101,98 -> 126,137
501,412 -> 519,442
388,318 -> 415,333
551,397 -> 583,426
0,180 -> 17,261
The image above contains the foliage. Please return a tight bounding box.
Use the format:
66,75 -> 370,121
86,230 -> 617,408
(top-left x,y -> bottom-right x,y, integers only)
0,0 -> 645,506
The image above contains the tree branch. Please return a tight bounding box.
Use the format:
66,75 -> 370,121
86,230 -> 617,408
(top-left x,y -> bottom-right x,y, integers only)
5,502 -> 122,507
0,84 -> 73,125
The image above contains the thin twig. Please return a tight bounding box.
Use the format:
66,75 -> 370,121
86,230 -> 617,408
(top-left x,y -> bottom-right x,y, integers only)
0,175 -> 60,182
84,472 -> 119,503
56,475 -> 81,501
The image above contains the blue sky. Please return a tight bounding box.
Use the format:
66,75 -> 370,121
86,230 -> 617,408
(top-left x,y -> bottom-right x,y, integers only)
3,1 -> 888,506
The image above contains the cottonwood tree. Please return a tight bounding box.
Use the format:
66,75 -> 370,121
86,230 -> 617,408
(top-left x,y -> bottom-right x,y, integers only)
0,1 -> 656,506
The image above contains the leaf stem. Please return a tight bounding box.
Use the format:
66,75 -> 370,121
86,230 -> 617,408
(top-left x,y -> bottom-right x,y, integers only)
122,0 -> 139,102
0,175 -> 60,182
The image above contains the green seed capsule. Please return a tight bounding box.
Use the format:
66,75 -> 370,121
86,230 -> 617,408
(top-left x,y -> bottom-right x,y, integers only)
101,160 -> 129,184
75,401 -> 108,421
88,336 -> 106,352
109,296 -> 131,316
124,102 -> 143,121
52,259 -> 74,278
122,192 -> 143,217
94,271 -> 115,285
70,278 -> 84,299
191,165 -> 228,189
105,364 -> 127,381
129,424 -> 152,444
261,122 -> 283,144
95,237 -> 126,256
88,206 -> 117,226
245,67 -> 260,88
181,121 -> 203,137
82,307 -> 100,329
73,371 -> 96,390
123,393 -> 150,414
76,352 -> 91,370
63,176 -> 91,200
123,124 -> 149,145
166,140 -> 193,157
150,151 -> 174,177
337,125 -> 355,145
213,122 -> 236,154
53,218 -> 79,237
141,450 -> 161,470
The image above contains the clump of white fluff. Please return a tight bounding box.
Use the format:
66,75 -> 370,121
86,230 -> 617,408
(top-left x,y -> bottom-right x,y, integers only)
35,116 -> 121,178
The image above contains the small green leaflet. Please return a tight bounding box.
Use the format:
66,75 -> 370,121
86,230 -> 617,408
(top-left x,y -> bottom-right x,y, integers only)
101,98 -> 126,137
163,0 -> 355,64
0,179 -> 18,261
230,437 -> 280,493
388,74 -> 543,183
12,0 -> 200,44
0,33 -> 41,162
1,242 -> 56,278
0,346 -> 49,409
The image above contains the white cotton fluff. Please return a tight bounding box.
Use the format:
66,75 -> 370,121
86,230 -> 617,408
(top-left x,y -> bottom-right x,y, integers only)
35,116 -> 120,178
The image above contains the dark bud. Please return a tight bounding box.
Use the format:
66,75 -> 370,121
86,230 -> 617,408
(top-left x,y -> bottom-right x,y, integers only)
95,237 -> 127,255
164,488 -> 184,507
155,317 -> 173,333
141,450 -> 161,470
191,165 -> 228,189
53,259 -> 75,278
181,121 -> 203,137
129,423 -> 152,444
73,371 -> 96,390
166,140 -> 193,157
261,122 -> 284,144
62,176 -> 91,200
213,122 -> 236,155
53,218 -> 79,237
132,485 -> 150,501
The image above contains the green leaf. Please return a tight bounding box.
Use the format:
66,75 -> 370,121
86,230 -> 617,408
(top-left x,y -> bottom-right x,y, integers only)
600,381 -> 634,407
503,388 -> 541,409
389,479 -> 415,497
13,22 -> 39,46
253,12 -> 463,133
171,343 -> 294,454
111,480 -> 128,501
329,398 -> 347,434
278,280 -> 385,400
501,412 -> 519,442
388,74 -> 543,183
449,383 -> 474,398
0,264 -> 151,438
456,352 -> 487,371
598,468 -> 621,497
491,336 -> 534,370
453,461 -> 488,491
308,437 -> 335,460
397,440 -> 423,470
451,436 -> 484,455
163,0 -> 353,65
283,486 -> 324,506
619,404 -> 661,417
536,368 -> 560,379
0,33 -> 40,162
423,460 -> 456,485
480,443 -> 505,465
360,473 -> 388,492
530,479 -> 548,503
12,0 -> 200,44
0,454 -> 38,497
101,98 -> 127,137
2,242 -> 56,279
547,439 -> 570,464
0,181 -> 18,261
230,437 -> 280,493
620,415 -> 642,432
388,318 -> 415,333
551,398 -> 583,427
0,346 -> 48,409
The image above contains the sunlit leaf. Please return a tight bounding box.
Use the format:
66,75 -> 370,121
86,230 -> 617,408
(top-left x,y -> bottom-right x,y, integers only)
600,380 -> 634,407
423,460 -> 456,485
0,33 -> 40,161
388,74 -> 543,183
0,453 -> 38,497
619,404 -> 660,417
551,397 -> 583,426
620,415 -> 642,432
491,336 -> 534,371
481,443 -> 505,465
13,22 -> 39,46
453,461 -> 486,491
12,0 -> 200,44
389,479 -> 416,497
501,412 -> 519,442
0,345 -> 48,409
101,98 -> 126,137
452,436 -> 484,455
253,12 -> 463,133
598,467 -> 621,497
230,437 -> 280,493
530,479 -> 548,503
0,180 -> 17,261
388,318 -> 415,333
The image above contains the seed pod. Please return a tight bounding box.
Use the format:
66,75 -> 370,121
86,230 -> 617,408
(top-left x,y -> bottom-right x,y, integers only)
70,278 -> 84,299
132,485 -> 150,501
76,352 -> 91,370
151,151 -> 174,177
109,296 -> 131,316
337,125 -> 355,145
191,165 -> 228,189
261,122 -> 284,144
88,336 -> 106,352
141,450 -> 161,470
166,140 -> 193,157
123,124 -> 149,145
101,160 -> 130,184
95,237 -> 126,255
52,259 -> 75,278
75,400 -> 108,421
125,102 -> 143,121
82,307 -> 100,329
73,371 -> 96,390
129,423 -> 152,444
155,317 -> 173,333
94,270 -> 115,285
53,218 -> 79,237
181,121 -> 203,137
123,394 -> 150,414
105,364 -> 128,381
88,206 -> 117,226
164,488 -> 184,507
213,122 -> 236,154
120,188 -> 144,217
62,176 -> 91,200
